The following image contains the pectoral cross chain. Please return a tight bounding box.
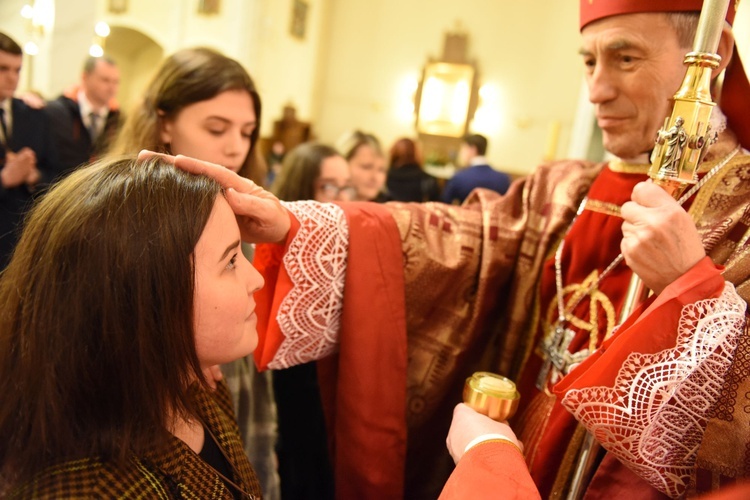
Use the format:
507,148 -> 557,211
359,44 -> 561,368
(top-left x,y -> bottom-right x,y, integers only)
536,323 -> 590,390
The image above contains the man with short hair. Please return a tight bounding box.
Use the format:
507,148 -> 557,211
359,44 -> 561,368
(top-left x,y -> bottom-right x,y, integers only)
0,32 -> 59,269
443,2 -> 750,498
45,55 -> 120,175
442,133 -> 510,204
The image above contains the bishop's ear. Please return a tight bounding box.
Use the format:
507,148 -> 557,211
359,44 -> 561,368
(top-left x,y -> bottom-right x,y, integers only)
713,26 -> 735,79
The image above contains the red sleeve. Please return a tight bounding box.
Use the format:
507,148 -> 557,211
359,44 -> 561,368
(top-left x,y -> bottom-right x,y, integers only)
439,442 -> 541,500
317,202 -> 408,500
252,212 -> 301,370
555,256 -> 725,397
253,201 -> 409,499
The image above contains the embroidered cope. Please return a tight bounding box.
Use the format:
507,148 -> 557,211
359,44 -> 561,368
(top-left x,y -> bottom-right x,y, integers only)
562,283 -> 747,497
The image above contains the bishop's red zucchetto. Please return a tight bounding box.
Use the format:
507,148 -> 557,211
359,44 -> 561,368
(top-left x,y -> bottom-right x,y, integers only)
579,0 -> 738,30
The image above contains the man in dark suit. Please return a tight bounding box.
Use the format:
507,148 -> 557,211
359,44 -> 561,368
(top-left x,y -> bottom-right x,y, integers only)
0,32 -> 59,269
442,133 -> 511,204
45,55 -> 120,176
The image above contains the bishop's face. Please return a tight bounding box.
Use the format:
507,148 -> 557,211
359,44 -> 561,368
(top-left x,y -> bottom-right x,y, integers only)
580,13 -> 690,160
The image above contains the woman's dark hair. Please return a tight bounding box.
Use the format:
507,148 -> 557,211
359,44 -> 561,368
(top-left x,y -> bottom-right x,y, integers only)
271,142 -> 341,201
389,137 -> 421,169
0,157 -> 220,488
111,47 -> 265,184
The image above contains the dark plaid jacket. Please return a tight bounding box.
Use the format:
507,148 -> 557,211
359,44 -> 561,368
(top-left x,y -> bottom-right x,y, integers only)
7,381 -> 262,499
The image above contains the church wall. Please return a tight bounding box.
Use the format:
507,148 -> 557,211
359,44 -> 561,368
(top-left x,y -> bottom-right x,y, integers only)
313,0 -> 583,174
0,0 -> 329,139
1,0 -> 747,173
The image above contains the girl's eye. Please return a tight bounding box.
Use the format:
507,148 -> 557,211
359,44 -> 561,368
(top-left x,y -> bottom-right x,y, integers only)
208,129 -> 224,136
226,254 -> 237,271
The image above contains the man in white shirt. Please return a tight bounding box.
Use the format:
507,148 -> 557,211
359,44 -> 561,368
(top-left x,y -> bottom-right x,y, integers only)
45,55 -> 121,175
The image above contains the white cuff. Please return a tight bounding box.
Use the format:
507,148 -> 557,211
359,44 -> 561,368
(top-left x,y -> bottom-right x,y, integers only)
464,433 -> 517,454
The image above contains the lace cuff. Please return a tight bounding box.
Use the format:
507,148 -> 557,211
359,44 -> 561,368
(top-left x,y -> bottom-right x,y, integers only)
561,282 -> 747,498
267,201 -> 349,369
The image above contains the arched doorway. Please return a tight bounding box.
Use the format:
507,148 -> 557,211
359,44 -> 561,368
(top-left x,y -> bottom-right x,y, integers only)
105,26 -> 163,113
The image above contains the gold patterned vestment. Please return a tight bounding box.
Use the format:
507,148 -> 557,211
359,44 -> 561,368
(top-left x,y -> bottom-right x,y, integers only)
386,159 -> 601,497
385,127 -> 750,498
252,126 -> 750,499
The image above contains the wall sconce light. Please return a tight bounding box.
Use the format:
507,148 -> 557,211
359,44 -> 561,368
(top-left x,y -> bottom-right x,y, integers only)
19,0 -> 54,90
90,21 -> 111,57
20,1 -> 55,55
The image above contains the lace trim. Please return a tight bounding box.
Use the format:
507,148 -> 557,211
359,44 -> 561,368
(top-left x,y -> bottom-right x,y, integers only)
268,201 -> 349,369
561,283 -> 747,498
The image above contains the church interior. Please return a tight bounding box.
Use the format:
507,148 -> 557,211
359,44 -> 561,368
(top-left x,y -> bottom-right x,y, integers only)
3,0 -> 745,176
3,2 -> 750,499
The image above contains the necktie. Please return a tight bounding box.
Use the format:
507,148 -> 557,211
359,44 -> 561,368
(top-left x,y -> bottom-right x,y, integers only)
89,112 -> 99,142
0,108 -> 8,146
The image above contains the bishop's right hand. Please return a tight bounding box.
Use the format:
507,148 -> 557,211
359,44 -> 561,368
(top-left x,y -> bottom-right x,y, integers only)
620,181 -> 705,295
139,150 -> 292,245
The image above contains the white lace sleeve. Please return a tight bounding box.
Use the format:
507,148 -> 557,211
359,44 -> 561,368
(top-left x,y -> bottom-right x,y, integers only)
267,201 -> 349,370
561,282 -> 747,498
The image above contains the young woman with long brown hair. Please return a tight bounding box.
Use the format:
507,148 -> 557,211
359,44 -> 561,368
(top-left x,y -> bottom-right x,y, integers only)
0,156 -> 265,497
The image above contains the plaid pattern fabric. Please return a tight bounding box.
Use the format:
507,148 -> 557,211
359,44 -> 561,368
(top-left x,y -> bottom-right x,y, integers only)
7,381 -> 263,499
222,356 -> 279,500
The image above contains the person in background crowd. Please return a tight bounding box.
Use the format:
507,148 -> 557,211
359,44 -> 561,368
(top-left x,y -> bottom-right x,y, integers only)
268,141 -> 354,500
442,133 -> 510,205
0,32 -> 59,270
339,129 -> 388,202
45,55 -> 121,176
272,142 -> 355,204
386,137 -> 440,202
111,47 -> 266,186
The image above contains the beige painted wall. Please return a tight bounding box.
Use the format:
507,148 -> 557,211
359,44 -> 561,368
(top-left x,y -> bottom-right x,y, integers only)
735,0 -> 750,69
0,0 -> 584,172
91,0 -> 330,136
92,0 -> 257,113
0,0 -> 329,138
250,0 -> 331,137
314,0 -> 583,174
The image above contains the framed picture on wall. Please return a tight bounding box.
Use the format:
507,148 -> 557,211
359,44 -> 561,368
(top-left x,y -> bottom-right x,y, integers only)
108,0 -> 128,14
416,62 -> 476,138
198,0 -> 221,15
290,0 -> 309,40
